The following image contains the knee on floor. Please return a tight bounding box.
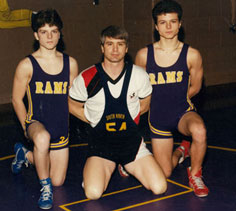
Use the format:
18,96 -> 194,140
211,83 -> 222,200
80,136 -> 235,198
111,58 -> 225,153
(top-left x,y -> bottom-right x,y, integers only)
84,185 -> 103,200
163,167 -> 172,178
51,176 -> 65,187
151,179 -> 167,195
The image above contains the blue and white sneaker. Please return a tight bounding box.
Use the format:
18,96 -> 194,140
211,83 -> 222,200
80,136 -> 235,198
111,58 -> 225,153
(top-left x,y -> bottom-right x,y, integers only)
38,178 -> 53,210
11,143 -> 29,174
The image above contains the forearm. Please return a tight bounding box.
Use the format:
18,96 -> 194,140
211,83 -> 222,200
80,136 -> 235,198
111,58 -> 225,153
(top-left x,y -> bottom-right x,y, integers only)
70,108 -> 89,123
68,99 -> 89,123
188,88 -> 198,99
188,83 -> 202,99
12,98 -> 27,130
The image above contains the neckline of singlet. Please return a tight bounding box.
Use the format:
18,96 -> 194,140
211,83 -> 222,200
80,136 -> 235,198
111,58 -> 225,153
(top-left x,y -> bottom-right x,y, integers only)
150,43 -> 187,69
97,62 -> 128,85
29,54 -> 66,76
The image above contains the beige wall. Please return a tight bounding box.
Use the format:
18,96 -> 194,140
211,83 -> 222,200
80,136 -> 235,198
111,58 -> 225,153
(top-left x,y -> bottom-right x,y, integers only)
0,0 -> 236,104
124,0 -> 236,86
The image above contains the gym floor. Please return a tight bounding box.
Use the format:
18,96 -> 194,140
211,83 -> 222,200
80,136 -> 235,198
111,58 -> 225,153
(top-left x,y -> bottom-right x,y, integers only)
0,104 -> 236,211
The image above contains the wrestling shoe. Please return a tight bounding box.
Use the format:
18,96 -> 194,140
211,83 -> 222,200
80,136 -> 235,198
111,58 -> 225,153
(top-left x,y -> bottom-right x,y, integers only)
38,178 -> 53,210
187,167 -> 209,197
118,164 -> 129,177
176,140 -> 190,164
11,142 -> 29,174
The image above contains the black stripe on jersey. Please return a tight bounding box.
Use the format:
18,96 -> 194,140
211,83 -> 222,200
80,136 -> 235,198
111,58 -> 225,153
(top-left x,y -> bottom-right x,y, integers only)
87,71 -> 103,98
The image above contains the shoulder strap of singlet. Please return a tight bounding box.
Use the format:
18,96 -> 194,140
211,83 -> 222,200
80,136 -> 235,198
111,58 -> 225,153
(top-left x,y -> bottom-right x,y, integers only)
147,44 -> 154,59
95,62 -> 133,100
179,43 -> 189,58
62,53 -> 70,83
146,44 -> 154,71
27,54 -> 70,70
146,43 -> 189,68
63,53 -> 69,70
119,62 -> 133,99
27,54 -> 39,69
177,43 -> 189,66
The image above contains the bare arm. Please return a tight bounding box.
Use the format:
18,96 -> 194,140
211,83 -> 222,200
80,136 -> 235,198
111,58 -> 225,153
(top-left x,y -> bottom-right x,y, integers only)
187,47 -> 204,99
68,98 -> 89,123
135,47 -> 148,69
136,47 -> 151,114
12,58 -> 32,131
139,95 -> 151,115
69,56 -> 79,87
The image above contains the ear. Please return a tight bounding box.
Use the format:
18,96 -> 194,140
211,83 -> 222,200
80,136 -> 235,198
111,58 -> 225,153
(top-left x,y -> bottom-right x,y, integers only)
125,47 -> 128,53
179,21 -> 182,28
155,24 -> 159,31
34,32 -> 39,40
101,45 -> 104,53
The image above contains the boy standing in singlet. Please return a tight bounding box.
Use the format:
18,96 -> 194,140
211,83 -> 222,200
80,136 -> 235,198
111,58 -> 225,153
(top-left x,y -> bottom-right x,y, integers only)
69,25 -> 167,200
135,0 -> 209,197
11,9 -> 78,209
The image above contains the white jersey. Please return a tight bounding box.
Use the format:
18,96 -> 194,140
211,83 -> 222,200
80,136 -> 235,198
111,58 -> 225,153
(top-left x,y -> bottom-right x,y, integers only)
69,63 -> 152,127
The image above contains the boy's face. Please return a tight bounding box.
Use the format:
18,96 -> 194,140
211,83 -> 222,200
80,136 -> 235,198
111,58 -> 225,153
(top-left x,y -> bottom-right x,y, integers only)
155,12 -> 181,39
101,37 -> 128,63
34,24 -> 60,50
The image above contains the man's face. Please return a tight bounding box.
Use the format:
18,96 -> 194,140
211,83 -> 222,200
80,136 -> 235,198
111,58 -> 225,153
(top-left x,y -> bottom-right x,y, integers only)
34,24 -> 60,50
101,37 -> 128,63
155,12 -> 181,39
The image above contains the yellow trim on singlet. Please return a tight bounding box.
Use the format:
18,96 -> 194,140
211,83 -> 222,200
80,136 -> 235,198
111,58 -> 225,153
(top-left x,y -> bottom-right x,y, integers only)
148,112 -> 172,136
186,78 -> 195,110
25,85 -> 33,122
149,124 -> 172,136
50,136 -> 69,149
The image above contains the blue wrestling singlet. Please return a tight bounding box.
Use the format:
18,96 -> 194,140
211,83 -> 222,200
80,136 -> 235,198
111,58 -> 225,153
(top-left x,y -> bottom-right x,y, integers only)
25,54 -> 70,149
146,43 -> 195,138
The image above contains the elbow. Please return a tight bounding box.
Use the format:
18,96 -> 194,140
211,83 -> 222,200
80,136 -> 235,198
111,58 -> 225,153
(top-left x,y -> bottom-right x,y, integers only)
140,103 -> 150,115
11,97 -> 19,108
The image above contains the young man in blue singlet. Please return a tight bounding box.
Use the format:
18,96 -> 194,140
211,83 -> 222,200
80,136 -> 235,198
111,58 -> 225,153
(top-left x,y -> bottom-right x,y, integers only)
11,9 -> 78,209
69,25 -> 167,200
135,0 -> 209,197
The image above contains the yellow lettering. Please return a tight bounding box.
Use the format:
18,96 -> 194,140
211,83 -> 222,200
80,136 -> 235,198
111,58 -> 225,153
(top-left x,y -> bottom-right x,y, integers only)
149,73 -> 157,85
45,81 -> 53,94
35,82 -> 44,94
116,114 -> 125,119
106,114 -> 115,121
63,82 -> 68,94
176,71 -> 183,82
106,122 -> 116,131
119,122 -> 127,131
53,82 -> 63,94
157,72 -> 165,84
166,71 -> 176,83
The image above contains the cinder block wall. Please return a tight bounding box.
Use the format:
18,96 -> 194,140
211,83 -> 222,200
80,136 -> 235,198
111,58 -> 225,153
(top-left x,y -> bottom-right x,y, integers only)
0,0 -> 235,105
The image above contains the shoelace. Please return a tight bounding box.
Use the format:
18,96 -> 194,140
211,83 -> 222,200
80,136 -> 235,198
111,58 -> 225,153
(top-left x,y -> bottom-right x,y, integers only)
40,185 -> 52,201
24,160 -> 29,168
192,176 -> 205,189
16,160 -> 24,168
